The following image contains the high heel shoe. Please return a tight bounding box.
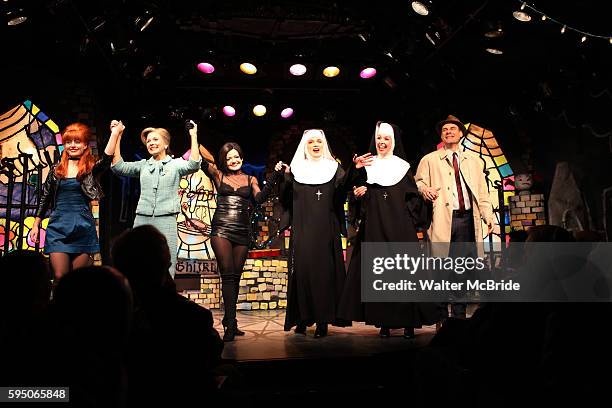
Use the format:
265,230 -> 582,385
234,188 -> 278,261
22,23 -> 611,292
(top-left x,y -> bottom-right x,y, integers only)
295,324 -> 307,335
403,327 -> 415,339
379,327 -> 391,337
314,323 -> 328,338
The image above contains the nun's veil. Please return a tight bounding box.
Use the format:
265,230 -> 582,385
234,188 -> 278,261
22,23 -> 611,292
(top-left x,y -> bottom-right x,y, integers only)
368,121 -> 407,161
290,129 -> 338,184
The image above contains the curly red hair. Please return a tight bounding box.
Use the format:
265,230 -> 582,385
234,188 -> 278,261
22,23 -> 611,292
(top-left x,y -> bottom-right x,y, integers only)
54,123 -> 96,180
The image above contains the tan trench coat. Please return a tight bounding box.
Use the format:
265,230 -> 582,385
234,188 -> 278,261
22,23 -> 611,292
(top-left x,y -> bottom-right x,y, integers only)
415,148 -> 493,256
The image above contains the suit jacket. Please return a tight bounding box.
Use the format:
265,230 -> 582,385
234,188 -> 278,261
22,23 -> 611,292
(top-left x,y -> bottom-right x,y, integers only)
111,156 -> 200,216
415,148 -> 493,253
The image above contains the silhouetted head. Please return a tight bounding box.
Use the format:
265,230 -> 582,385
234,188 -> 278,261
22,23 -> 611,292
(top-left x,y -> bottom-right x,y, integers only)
0,250 -> 50,318
53,266 -> 132,346
111,225 -> 173,295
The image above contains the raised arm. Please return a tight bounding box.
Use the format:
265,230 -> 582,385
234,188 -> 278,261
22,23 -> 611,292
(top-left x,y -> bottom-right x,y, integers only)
199,145 -> 221,186
92,120 -> 123,177
111,120 -> 125,166
198,144 -> 215,163
174,121 -> 202,177
187,120 -> 200,162
109,121 -> 144,177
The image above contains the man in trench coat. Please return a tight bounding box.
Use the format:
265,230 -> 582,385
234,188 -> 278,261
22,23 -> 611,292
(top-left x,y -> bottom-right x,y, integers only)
415,115 -> 494,318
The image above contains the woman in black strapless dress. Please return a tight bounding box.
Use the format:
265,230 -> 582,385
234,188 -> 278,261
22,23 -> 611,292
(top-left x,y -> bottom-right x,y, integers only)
201,142 -> 283,341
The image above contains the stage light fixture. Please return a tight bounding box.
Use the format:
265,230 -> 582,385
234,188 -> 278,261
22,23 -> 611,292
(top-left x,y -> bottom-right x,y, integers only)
289,64 -> 307,76
253,105 -> 266,116
222,106 -> 236,117
240,63 -> 257,75
359,67 -> 377,79
6,9 -> 27,26
197,62 -> 215,74
484,22 -> 503,38
411,1 -> 430,16
281,108 -> 294,118
513,11 -> 531,22
323,66 -> 340,77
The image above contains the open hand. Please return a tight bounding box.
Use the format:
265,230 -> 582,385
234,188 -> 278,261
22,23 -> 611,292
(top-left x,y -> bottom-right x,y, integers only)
353,153 -> 374,169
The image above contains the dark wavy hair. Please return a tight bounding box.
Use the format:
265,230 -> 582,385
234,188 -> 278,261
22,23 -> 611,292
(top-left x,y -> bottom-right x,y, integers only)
218,142 -> 244,173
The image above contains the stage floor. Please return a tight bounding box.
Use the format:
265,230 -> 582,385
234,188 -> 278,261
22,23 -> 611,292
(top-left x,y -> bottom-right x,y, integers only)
213,310 -> 437,361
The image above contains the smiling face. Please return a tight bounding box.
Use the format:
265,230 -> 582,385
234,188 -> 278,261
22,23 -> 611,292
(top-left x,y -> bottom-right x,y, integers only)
305,130 -> 325,160
64,137 -> 88,159
146,131 -> 168,157
440,123 -> 463,147
375,123 -> 394,157
225,148 -> 243,171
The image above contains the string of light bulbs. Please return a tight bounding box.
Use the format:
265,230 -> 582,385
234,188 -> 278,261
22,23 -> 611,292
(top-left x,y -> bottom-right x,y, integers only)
515,1 -> 612,45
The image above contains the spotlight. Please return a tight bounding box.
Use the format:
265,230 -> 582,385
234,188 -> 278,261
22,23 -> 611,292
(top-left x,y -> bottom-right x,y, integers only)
197,62 -> 215,74
289,64 -> 307,76
281,108 -> 294,119
485,48 -> 503,55
411,1 -> 430,16
222,106 -> 236,117
240,63 -> 257,75
359,67 -> 377,79
513,11 -> 531,22
323,66 -> 340,77
484,23 -> 504,38
253,105 -> 266,117
6,9 -> 27,26
581,36 -> 587,43
560,25 -> 566,34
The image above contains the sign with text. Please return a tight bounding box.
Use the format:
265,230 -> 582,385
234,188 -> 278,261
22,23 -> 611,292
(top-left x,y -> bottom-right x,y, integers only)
176,258 -> 218,275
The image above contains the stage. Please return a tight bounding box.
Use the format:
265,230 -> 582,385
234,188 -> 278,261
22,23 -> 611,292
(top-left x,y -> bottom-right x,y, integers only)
212,310 -> 437,361
207,310 -> 440,404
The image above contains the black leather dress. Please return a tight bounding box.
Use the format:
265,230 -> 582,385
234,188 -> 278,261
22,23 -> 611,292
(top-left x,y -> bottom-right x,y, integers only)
210,176 -> 252,245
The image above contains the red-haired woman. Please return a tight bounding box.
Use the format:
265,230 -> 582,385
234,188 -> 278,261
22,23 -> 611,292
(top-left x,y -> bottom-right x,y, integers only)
31,122 -> 120,280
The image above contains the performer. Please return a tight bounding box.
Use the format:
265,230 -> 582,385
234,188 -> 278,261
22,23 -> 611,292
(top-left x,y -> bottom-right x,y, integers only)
281,129 -> 368,337
111,120 -> 201,278
31,122 -> 120,280
338,121 -> 439,338
414,115 -> 493,319
201,142 -> 283,342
